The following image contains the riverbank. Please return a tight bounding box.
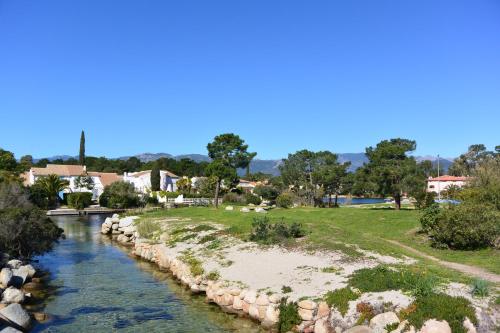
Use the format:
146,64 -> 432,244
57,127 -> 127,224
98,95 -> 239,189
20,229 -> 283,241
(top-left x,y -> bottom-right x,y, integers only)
112,209 -> 500,333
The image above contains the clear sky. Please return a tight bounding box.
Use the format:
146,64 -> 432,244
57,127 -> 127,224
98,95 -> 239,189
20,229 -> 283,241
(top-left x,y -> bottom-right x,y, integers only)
0,0 -> 499,160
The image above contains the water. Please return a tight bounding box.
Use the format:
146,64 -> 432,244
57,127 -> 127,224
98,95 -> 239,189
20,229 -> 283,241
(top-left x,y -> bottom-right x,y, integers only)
33,215 -> 263,333
323,197 -> 386,205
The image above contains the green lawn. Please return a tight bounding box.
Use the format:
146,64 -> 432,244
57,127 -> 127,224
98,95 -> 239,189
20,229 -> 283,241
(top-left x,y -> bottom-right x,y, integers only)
137,206 -> 500,279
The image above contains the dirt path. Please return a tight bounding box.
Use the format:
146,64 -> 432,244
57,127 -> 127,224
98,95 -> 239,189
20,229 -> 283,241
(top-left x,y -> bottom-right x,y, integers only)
385,239 -> 500,284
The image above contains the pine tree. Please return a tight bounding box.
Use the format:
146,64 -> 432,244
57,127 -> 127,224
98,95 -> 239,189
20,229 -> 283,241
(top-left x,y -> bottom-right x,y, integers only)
150,164 -> 161,191
79,130 -> 85,165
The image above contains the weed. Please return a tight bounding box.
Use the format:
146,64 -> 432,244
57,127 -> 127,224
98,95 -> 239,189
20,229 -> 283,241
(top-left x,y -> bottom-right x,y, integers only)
281,286 -> 292,294
355,302 -> 375,325
324,287 -> 360,316
178,251 -> 204,276
321,266 -> 340,273
136,219 -> 161,239
207,239 -> 222,250
384,322 -> 399,331
471,279 -> 489,297
198,234 -> 217,244
278,298 -> 301,333
206,270 -> 220,281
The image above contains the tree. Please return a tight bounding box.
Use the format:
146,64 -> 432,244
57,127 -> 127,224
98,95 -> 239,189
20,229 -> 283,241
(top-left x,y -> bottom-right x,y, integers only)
206,133 -> 255,208
99,181 -> 140,208
279,150 -> 318,205
150,164 -> 161,191
312,152 -> 350,207
0,148 -> 17,171
19,155 -> 33,171
246,152 -> 257,177
35,174 -> 69,209
363,138 -> 421,210
253,185 -> 280,201
79,130 -> 86,165
176,177 -> 192,194
74,175 -> 94,191
448,144 -> 495,176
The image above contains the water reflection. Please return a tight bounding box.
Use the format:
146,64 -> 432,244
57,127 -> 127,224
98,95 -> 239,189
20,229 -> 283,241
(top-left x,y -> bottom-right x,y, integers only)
33,215 -> 264,333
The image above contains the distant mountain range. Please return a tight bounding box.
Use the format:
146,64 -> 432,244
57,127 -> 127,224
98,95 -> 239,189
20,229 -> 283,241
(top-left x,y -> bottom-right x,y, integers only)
35,152 -> 454,176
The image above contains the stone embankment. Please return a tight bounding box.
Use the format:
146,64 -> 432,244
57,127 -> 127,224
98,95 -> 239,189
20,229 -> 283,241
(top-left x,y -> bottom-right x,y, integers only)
0,255 -> 46,332
101,215 -> 482,333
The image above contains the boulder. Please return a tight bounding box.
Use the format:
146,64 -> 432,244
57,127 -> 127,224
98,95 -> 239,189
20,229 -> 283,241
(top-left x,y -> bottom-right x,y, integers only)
268,294 -> 281,304
314,318 -> 331,333
369,312 -> 399,333
0,327 -> 23,333
111,223 -> 119,230
118,216 -> 136,228
112,213 -> 119,219
243,290 -> 257,304
232,297 -> 244,310
264,304 -> 279,323
248,304 -> 260,319
0,269 -> 12,288
317,301 -> 330,319
418,319 -> 451,333
255,207 -> 267,213
1,287 -> 25,304
0,303 -> 31,329
240,207 -> 250,212
123,226 -> 135,236
9,270 -> 28,289
463,317 -> 476,333
5,261 -> 21,270
225,206 -> 234,211
298,308 -> 315,321
19,265 -> 35,279
298,300 -> 317,310
256,295 -> 269,306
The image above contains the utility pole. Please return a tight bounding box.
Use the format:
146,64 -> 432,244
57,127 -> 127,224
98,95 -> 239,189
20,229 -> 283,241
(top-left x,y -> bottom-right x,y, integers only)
437,154 -> 441,201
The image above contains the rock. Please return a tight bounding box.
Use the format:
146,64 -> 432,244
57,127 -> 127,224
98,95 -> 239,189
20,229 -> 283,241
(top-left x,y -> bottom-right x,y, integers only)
9,269 -> 28,288
232,297 -> 244,310
0,269 -> 12,287
33,312 -> 48,322
240,207 -> 250,212
255,207 -> 267,213
317,301 -> 330,319
0,303 -> 31,329
229,288 -> 240,296
111,223 -> 119,230
369,312 -> 399,333
463,317 -> 476,333
269,294 -> 281,304
225,206 -> 234,211
265,304 -> 279,323
298,300 -> 317,310
256,295 -> 269,306
248,304 -> 260,319
344,326 -> 372,333
0,327 -> 23,333
243,290 -> 257,304
118,217 -> 135,228
418,319 -> 451,333
123,226 -> 135,236
1,287 -> 25,304
314,318 -> 331,333
5,261 -> 21,270
19,265 -> 35,279
298,308 -> 315,321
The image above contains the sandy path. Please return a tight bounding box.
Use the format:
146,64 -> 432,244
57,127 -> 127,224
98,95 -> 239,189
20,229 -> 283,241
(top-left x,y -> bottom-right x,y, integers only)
385,239 -> 500,283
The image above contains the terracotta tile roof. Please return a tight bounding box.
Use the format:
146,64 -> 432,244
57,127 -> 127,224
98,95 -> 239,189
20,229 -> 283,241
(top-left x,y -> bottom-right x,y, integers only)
88,172 -> 123,186
31,164 -> 86,177
428,175 -> 470,182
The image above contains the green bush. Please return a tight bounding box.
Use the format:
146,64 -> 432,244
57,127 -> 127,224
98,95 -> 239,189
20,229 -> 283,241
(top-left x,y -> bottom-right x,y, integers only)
419,204 -> 441,233
276,192 -> 294,208
67,192 -> 93,209
403,294 -> 477,333
253,185 -> 279,201
178,251 -> 204,276
222,192 -> 245,204
244,193 -> 262,205
249,216 -> 305,244
428,203 -> 499,250
99,181 -> 140,208
324,287 -> 360,315
278,299 -> 301,333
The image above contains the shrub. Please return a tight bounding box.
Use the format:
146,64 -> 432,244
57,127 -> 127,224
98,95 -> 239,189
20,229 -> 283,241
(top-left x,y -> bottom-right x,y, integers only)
471,279 -> 489,297
324,287 -> 360,315
249,216 -> 306,244
0,181 -> 63,258
28,183 -> 49,209
253,185 -> 279,201
99,181 -> 140,208
276,192 -> 294,208
206,270 -> 220,281
222,192 -> 245,204
67,192 -> 93,209
278,299 -> 301,333
414,191 -> 436,210
281,286 -> 292,293
402,293 -> 477,333
419,204 -> 441,233
428,203 -> 499,250
244,193 -> 262,205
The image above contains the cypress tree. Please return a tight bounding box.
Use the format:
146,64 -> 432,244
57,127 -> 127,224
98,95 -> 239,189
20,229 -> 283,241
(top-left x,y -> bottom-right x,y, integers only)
150,164 -> 161,191
79,130 -> 85,165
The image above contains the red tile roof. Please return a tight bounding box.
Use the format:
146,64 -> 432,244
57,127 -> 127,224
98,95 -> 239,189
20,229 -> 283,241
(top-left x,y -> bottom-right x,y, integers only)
428,175 -> 469,182
88,172 -> 123,186
31,164 -> 86,177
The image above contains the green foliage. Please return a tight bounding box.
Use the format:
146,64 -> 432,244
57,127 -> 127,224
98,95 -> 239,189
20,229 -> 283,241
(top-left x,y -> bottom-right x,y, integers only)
28,183 -> 49,209
0,181 -> 63,258
198,234 -> 216,244
222,192 -> 245,204
470,279 -> 489,297
99,181 -> 140,208
276,192 -> 294,208
244,193 -> 261,205
281,286 -> 292,293
178,251 -> 204,276
195,177 -> 220,198
0,148 -> 18,172
79,130 -> 85,165
349,266 -> 438,297
206,270 -> 220,281
384,323 -> 400,331
150,164 -> 161,191
324,287 -> 360,315
414,191 -> 436,210
278,299 -> 301,333
403,294 -> 477,333
253,185 -> 279,201
74,175 -> 94,190
428,203 -> 499,250
249,216 -> 305,244
67,192 -> 93,209
419,203 -> 441,233
136,219 -> 161,239
176,177 -> 192,194
35,174 -> 70,209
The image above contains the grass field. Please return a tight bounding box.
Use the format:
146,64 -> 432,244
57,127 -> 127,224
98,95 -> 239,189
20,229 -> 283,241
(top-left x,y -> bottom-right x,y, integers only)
137,205 -> 500,280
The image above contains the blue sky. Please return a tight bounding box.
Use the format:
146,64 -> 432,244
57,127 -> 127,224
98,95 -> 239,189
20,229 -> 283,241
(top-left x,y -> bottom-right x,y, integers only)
0,0 -> 499,160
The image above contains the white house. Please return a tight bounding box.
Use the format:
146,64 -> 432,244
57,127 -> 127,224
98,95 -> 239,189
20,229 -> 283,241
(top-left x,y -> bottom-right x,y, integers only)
22,164 -> 122,200
426,175 -> 470,193
123,170 -> 179,193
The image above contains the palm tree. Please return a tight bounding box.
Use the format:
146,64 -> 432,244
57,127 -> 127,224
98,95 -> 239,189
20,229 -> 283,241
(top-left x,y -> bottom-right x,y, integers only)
36,174 -> 69,209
